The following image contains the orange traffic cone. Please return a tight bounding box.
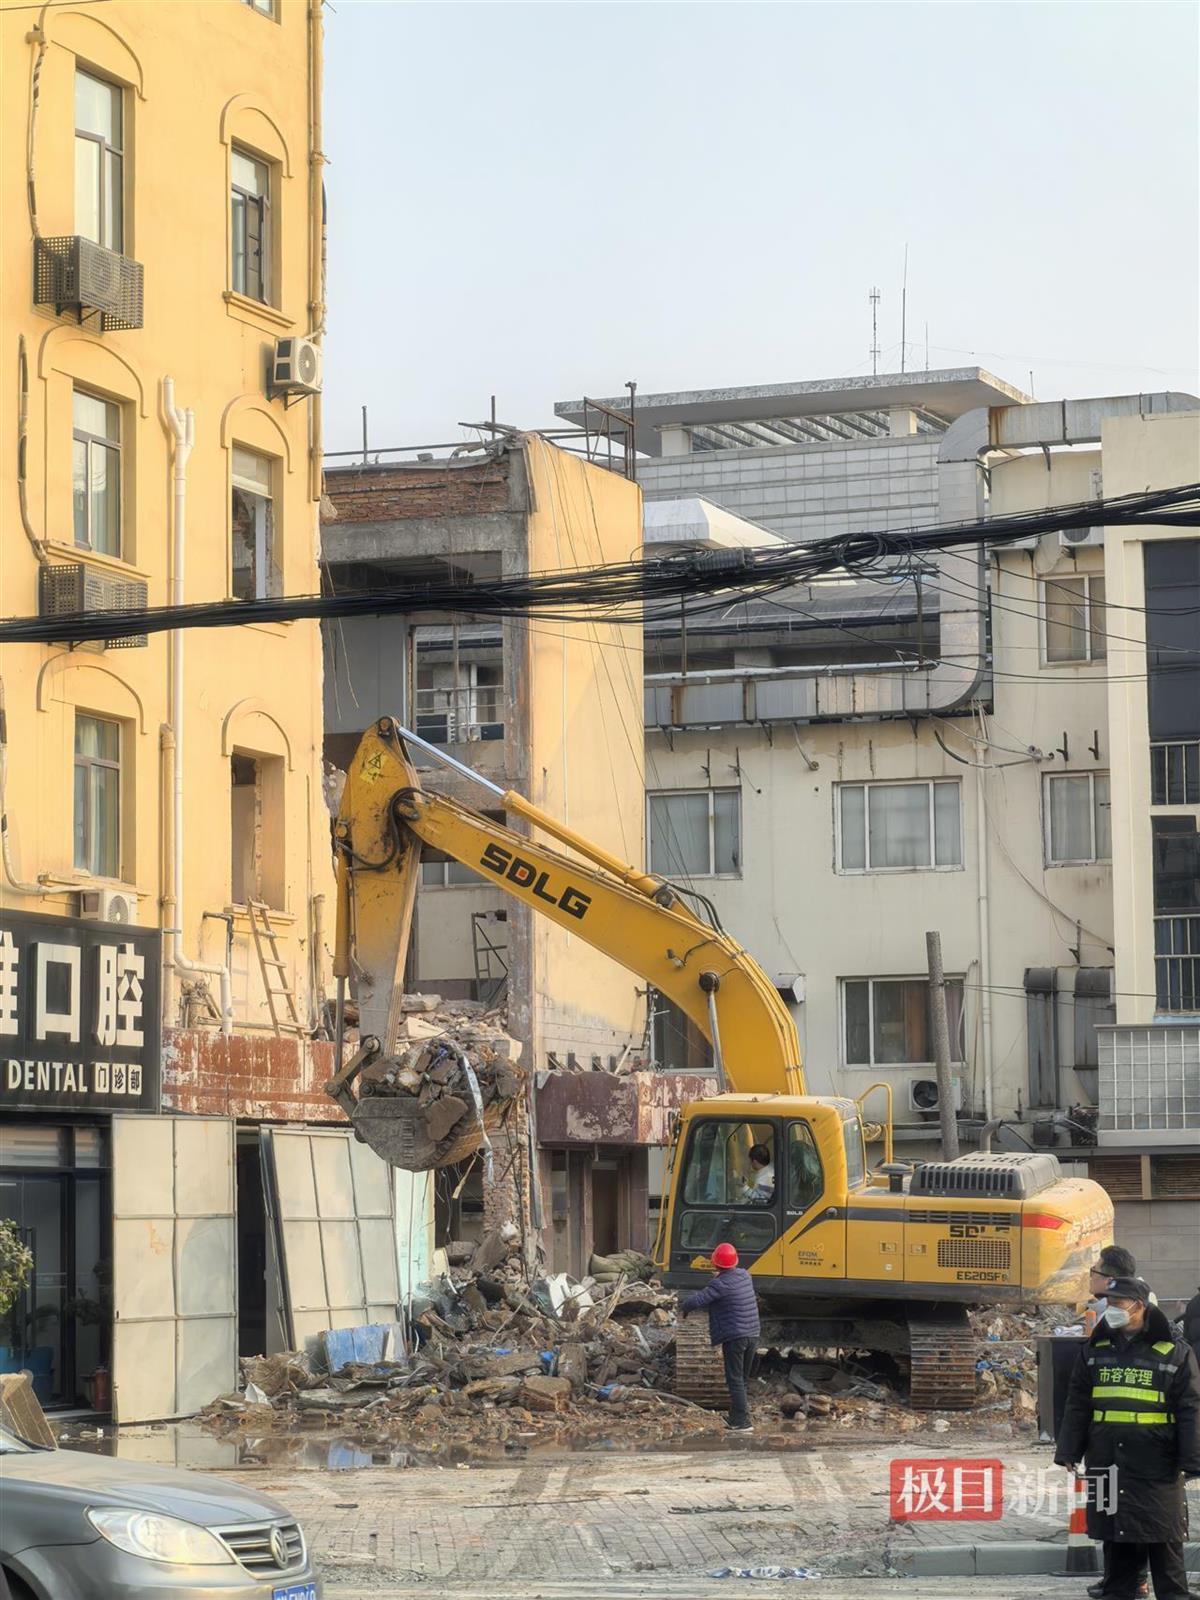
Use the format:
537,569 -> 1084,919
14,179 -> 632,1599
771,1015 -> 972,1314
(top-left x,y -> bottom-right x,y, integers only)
1065,1472 -> 1099,1575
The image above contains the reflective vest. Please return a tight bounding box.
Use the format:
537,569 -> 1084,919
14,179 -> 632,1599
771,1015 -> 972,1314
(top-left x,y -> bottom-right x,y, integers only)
1087,1337 -> 1181,1426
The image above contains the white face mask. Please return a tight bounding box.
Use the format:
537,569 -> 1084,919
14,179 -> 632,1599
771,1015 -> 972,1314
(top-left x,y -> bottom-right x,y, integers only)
1102,1305 -> 1132,1329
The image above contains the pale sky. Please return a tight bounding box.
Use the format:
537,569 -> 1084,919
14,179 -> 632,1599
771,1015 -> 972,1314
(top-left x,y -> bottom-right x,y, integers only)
322,2 -> 1200,455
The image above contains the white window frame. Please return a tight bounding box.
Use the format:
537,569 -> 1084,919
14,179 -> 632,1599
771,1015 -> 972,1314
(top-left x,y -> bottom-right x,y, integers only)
230,446 -> 277,600
230,146 -> 271,303
1043,771 -> 1112,866
241,0 -> 276,14
420,859 -> 484,889
840,975 -> 967,1070
72,387 -> 122,557
74,712 -> 121,879
835,779 -> 962,874
74,67 -> 124,252
647,788 -> 741,879
1040,574 -> 1107,665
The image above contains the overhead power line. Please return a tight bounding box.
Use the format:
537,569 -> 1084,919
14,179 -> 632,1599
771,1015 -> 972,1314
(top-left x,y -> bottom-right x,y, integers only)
2,483 -> 1198,648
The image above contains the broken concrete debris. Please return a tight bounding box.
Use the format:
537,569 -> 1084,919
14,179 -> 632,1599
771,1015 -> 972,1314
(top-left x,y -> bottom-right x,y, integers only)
199,1240 -> 1076,1457
358,1000 -> 524,1146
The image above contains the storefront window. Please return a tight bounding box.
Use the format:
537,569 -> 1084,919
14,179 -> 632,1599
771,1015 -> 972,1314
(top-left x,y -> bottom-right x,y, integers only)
0,1123 -> 109,1409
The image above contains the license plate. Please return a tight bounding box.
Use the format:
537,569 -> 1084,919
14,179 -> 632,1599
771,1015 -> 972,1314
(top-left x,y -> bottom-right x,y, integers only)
273,1587 -> 317,1600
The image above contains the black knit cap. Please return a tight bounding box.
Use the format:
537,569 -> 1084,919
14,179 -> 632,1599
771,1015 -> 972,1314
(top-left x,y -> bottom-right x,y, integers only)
1105,1276 -> 1152,1305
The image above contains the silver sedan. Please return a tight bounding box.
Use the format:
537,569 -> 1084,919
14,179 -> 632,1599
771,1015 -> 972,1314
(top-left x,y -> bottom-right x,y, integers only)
0,1426 -> 320,1600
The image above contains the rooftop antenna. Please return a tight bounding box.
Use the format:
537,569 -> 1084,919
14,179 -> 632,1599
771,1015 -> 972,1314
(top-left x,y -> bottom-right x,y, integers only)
925,321 -> 929,374
869,287 -> 881,376
900,245 -> 909,374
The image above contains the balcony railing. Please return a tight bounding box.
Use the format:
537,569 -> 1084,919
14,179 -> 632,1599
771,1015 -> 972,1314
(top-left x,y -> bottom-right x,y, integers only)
413,685 -> 503,746
1155,914 -> 1200,1014
645,663 -> 934,729
1151,740 -> 1200,805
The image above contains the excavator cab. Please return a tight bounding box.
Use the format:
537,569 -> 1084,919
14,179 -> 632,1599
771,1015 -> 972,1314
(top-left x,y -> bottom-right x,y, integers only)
661,1100 -> 854,1285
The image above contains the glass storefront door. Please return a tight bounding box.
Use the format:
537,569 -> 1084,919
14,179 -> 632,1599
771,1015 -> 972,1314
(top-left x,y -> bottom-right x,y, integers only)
0,1123 -> 109,1409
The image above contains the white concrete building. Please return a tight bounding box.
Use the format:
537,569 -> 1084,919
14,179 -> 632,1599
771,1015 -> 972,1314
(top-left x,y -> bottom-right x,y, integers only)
557,373 -> 1200,1298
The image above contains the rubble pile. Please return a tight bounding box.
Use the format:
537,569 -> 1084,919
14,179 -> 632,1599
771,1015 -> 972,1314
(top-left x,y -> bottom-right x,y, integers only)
969,1302 -> 1080,1426
200,1248 -> 1066,1458
358,996 -> 524,1142
201,1245 -> 730,1457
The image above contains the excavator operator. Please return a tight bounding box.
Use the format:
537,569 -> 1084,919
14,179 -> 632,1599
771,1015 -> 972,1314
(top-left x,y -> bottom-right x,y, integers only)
739,1143 -> 776,1205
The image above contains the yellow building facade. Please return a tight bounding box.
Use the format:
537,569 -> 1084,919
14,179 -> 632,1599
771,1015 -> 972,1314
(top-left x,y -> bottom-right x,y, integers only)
1,0 -> 333,1038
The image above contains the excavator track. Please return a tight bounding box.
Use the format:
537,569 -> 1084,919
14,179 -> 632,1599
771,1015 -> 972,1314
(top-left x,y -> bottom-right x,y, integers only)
907,1308 -> 978,1410
671,1314 -> 730,1408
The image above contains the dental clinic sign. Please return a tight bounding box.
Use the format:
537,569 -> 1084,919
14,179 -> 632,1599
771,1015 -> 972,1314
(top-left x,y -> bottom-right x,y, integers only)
0,909 -> 160,1112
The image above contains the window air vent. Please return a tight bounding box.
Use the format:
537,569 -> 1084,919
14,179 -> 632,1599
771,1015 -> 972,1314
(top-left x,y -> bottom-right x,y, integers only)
34,237 -> 144,331
38,563 -> 148,649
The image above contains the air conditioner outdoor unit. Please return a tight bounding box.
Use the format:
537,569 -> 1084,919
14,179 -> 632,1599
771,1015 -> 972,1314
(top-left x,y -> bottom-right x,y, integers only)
38,563 -> 148,648
33,236 -> 144,330
272,335 -> 322,397
78,887 -> 138,925
1058,526 -> 1104,549
908,1076 -> 965,1115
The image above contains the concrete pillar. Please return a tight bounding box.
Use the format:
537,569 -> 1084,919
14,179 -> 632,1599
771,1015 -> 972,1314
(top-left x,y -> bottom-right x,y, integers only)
659,427 -> 691,457
889,407 -> 918,437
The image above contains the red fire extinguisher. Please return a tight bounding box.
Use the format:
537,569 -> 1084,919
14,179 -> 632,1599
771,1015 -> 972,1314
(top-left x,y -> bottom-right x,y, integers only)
89,1366 -> 112,1413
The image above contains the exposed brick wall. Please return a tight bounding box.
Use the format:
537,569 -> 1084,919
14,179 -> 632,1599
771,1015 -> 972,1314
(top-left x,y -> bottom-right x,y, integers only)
324,459 -> 511,523
482,1093 -> 537,1246
163,1029 -> 344,1123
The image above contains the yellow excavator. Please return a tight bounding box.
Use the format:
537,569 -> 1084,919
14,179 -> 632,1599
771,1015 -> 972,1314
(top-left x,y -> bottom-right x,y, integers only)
327,718 -> 1114,1408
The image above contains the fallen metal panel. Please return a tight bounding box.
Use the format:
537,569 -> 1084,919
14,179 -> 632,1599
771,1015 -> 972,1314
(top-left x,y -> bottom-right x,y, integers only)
358,1216 -> 400,1304
319,1219 -> 366,1306
261,1127 -> 399,1353
174,1119 -> 236,1215
349,1136 -> 393,1216
175,1218 -> 236,1316
311,1136 -> 356,1219
176,1317 -> 237,1415
111,1114 -> 237,1423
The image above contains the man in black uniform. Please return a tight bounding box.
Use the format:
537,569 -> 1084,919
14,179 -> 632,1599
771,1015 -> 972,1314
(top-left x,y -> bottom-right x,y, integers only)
1056,1276 -> 1200,1600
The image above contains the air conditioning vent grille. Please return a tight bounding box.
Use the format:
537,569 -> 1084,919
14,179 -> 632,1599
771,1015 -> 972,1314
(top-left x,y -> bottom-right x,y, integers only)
38,563 -> 148,649
34,236 -> 144,331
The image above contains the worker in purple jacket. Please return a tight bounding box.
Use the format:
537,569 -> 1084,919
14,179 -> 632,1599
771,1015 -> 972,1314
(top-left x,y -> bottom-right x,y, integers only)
680,1243 -> 762,1433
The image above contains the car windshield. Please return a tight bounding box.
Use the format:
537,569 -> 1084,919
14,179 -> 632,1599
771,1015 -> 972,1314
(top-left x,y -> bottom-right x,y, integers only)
0,1424 -> 39,1455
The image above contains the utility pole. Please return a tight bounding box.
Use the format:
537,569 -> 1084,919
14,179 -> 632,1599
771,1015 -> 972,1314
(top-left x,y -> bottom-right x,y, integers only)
925,930 -> 960,1160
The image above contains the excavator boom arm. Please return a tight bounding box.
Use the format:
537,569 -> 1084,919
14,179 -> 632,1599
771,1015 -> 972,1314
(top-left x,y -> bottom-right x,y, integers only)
334,719 -> 805,1098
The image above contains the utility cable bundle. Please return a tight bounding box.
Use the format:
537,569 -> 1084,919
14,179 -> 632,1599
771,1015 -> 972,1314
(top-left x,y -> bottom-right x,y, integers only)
2,481 -> 1198,648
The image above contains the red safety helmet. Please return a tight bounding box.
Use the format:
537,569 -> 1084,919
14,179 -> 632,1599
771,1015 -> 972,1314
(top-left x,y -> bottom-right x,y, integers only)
711,1243 -> 738,1269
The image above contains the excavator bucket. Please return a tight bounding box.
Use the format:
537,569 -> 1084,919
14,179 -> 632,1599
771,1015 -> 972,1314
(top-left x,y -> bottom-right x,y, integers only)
325,1032 -> 512,1172
347,1087 -> 490,1172
327,720 -> 522,1170
322,1013 -> 522,1185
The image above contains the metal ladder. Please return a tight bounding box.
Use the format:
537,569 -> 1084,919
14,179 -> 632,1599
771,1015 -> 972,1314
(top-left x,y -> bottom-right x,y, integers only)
246,900 -> 303,1035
